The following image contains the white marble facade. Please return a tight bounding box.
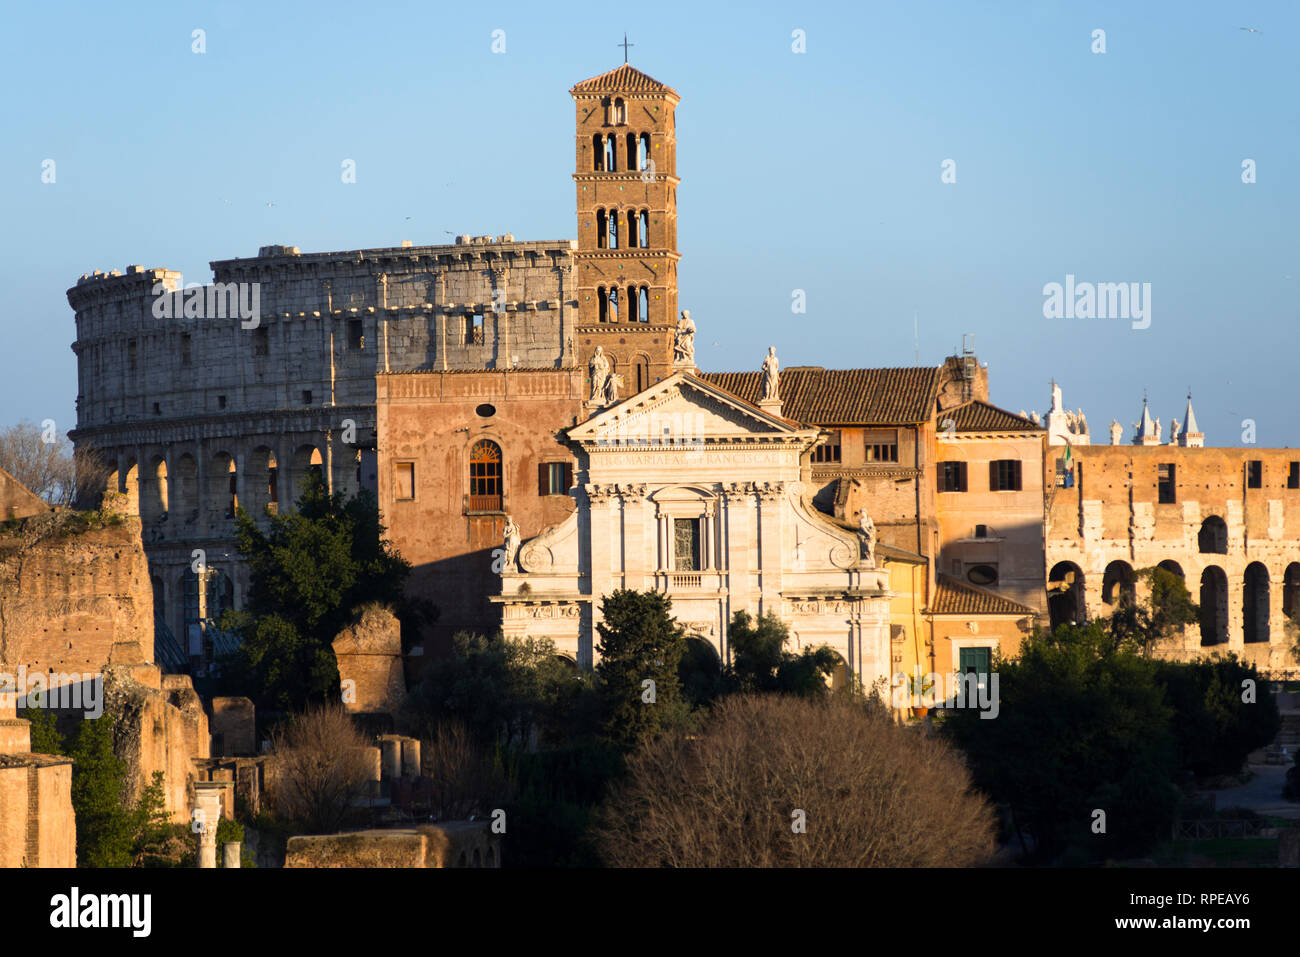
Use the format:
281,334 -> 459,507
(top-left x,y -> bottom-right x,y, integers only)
492,372 -> 893,689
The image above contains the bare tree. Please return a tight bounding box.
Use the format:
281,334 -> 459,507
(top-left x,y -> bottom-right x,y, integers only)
0,422 -> 112,508
269,704 -> 374,833
593,694 -> 996,867
421,720 -> 511,820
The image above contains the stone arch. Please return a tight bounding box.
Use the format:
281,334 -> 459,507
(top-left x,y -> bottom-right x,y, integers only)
1048,562 -> 1085,629
825,650 -> 850,692
1157,559 -> 1185,580
1284,563 -> 1300,621
1198,516 -> 1228,554
245,446 -> 277,516
151,574 -> 164,622
1102,560 -> 1135,607
121,458 -> 140,515
143,455 -> 168,523
1243,562 -> 1270,644
678,634 -> 721,703
173,453 -> 198,526
209,452 -> 237,521
631,353 -> 650,394
291,444 -> 324,503
1199,566 -> 1228,646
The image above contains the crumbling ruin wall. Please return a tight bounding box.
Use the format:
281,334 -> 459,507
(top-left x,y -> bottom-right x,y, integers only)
0,512 -> 154,676
103,661 -> 209,824
332,603 -> 406,716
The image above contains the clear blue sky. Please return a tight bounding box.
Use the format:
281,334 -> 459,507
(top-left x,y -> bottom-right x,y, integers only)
2,0 -> 1297,445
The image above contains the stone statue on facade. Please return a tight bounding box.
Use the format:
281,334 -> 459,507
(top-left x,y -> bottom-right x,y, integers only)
589,346 -> 609,403
762,346 -> 779,402
1154,417 -> 1162,443
502,515 -> 521,570
1050,381 -> 1063,413
1110,419 -> 1123,445
858,510 -> 877,568
674,310 -> 696,363
1170,419 -> 1181,444
604,371 -> 620,405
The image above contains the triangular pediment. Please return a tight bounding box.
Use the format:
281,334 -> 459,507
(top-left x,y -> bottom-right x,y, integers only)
569,372 -> 811,447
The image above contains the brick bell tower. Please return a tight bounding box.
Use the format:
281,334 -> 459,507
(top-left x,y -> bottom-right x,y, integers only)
570,63 -> 681,402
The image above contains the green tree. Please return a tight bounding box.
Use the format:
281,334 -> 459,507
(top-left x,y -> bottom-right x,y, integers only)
219,473 -> 420,710
69,715 -> 133,868
1108,566 -> 1200,654
594,590 -> 688,751
25,694 -> 64,755
130,771 -> 181,867
725,610 -> 839,696
1153,655 -> 1280,778
944,622 -> 1181,863
405,632 -> 584,747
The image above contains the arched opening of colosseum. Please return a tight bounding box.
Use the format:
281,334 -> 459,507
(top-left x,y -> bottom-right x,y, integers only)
151,575 -> 164,621
173,454 -> 198,525
1284,563 -> 1300,623
122,459 -> 140,515
143,457 -> 168,522
1048,562 -> 1085,629
291,445 -> 324,502
1157,559 -> 1185,580
246,447 -> 277,516
1198,516 -> 1228,554
1102,561 -> 1135,607
209,453 -> 237,521
1243,563 -> 1270,644
1199,566 -> 1228,646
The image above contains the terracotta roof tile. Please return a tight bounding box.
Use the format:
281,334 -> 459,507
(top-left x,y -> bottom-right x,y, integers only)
570,64 -> 677,95
929,575 -> 1037,616
945,400 -> 1042,433
701,367 -> 941,425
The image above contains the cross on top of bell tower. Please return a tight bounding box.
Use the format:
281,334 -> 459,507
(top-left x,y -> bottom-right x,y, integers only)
618,33 -> 634,63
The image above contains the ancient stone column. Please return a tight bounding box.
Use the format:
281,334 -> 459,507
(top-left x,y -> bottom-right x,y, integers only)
222,841 -> 242,869
194,782 -> 227,869
378,735 -> 402,781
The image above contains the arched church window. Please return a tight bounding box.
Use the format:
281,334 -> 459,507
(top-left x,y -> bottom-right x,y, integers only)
469,440 -> 503,512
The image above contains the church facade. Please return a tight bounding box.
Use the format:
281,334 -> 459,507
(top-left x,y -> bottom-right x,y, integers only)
491,371 -> 895,686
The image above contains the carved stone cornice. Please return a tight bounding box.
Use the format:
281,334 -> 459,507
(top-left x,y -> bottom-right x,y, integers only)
755,481 -> 785,503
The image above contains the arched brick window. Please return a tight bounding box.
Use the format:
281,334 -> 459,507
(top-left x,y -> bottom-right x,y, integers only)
469,440 -> 503,512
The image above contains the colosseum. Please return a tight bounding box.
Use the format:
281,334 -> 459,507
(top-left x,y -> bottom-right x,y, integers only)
67,236 -> 579,665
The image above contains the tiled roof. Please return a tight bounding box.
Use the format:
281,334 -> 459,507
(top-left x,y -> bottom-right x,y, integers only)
945,400 -> 1041,433
929,575 -> 1037,616
571,64 -> 677,95
701,367 -> 941,426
